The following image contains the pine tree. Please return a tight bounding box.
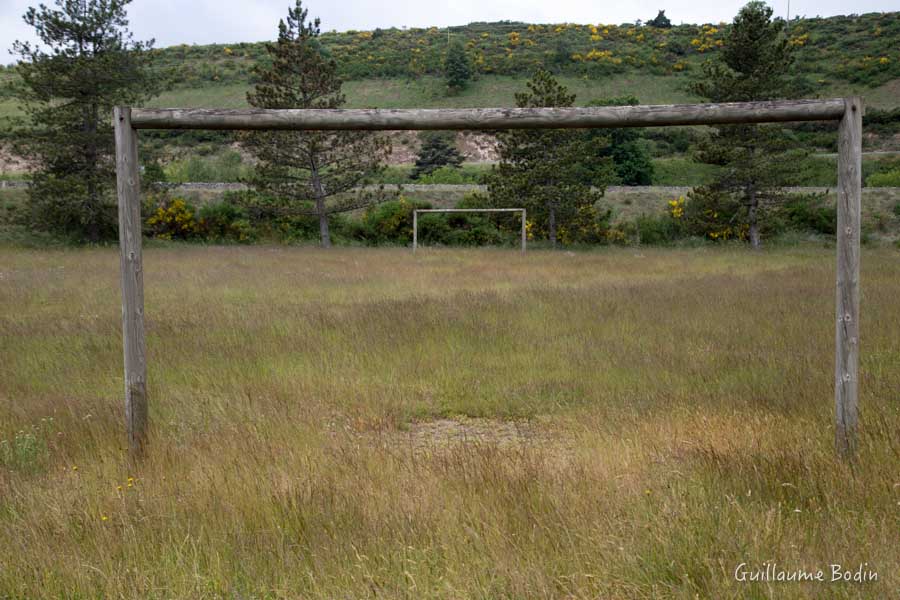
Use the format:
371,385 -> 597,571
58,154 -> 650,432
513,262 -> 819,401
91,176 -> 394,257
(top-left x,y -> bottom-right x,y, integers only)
411,132 -> 464,179
10,0 -> 162,242
691,1 -> 805,248
647,11 -> 672,28
585,96 -> 654,186
444,39 -> 472,93
487,70 -> 614,247
242,1 -> 393,248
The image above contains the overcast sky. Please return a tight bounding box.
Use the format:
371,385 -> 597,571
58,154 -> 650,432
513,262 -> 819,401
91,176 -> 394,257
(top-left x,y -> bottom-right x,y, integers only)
2,0 -> 895,57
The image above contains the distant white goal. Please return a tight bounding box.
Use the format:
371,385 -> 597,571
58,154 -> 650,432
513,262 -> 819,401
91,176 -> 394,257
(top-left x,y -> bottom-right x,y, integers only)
412,208 -> 526,253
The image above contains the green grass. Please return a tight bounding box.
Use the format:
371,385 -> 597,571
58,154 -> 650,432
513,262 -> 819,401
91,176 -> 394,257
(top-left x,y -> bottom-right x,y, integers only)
823,77 -> 900,110
145,73 -> 698,111
650,157 -> 721,186
1,246 -> 899,598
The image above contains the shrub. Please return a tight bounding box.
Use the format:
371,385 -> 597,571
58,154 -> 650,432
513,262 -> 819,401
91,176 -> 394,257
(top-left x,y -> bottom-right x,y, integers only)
358,197 -> 431,244
866,169 -> 900,187
558,203 -> 613,245
417,165 -> 471,184
678,187 -> 747,241
780,194 -> 836,235
634,213 -> 680,244
417,212 -> 507,247
197,202 -> 255,242
164,150 -> 252,183
145,198 -> 199,240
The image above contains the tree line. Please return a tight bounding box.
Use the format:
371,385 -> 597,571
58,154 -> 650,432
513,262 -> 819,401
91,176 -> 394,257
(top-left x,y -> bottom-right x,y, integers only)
6,0 -> 837,248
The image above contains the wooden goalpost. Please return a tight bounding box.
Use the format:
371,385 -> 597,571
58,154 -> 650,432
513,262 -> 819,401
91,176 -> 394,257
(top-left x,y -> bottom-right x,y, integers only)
115,98 -> 863,459
413,208 -> 527,253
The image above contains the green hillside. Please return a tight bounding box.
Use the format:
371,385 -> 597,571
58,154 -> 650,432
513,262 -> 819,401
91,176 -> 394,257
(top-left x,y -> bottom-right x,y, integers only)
142,12 -> 900,112
1,11 -> 899,181
147,12 -> 900,96
1,11 -> 899,119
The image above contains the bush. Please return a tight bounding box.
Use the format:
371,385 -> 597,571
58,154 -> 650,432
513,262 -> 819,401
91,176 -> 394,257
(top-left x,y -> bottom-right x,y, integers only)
677,187 -> 747,241
780,194 -> 836,235
164,150 -> 252,183
558,203 -> 613,245
419,212 -> 507,246
357,197 -> 431,244
867,169 -> 900,187
23,174 -> 119,242
634,213 -> 680,244
145,198 -> 199,240
197,202 -> 255,242
417,165 -> 471,185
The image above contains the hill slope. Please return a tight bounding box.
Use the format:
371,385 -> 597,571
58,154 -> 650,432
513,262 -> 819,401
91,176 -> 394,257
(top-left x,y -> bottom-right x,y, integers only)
1,11 -> 899,119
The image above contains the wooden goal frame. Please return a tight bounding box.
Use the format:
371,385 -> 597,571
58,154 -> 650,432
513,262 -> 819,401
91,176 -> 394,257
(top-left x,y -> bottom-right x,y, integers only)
413,208 -> 526,253
114,98 -> 863,459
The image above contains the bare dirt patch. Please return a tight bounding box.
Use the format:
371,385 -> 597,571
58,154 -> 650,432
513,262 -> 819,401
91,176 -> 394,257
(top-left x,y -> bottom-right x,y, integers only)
365,416 -> 572,457
0,144 -> 31,173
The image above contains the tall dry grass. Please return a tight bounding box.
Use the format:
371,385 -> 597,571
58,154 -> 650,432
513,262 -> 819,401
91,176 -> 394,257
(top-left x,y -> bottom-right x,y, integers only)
0,245 -> 898,598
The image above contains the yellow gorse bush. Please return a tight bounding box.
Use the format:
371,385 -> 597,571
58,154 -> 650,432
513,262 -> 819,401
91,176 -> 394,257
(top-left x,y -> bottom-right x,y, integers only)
146,198 -> 199,240
668,196 -> 685,219
788,33 -> 810,47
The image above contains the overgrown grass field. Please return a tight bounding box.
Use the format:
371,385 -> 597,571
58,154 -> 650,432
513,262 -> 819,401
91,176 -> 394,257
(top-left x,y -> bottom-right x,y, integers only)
1,246 -> 898,598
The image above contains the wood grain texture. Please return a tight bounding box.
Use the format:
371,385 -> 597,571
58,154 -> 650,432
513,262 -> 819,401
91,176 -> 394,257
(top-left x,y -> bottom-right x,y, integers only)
131,99 -> 847,131
835,97 -> 863,459
114,106 -> 148,457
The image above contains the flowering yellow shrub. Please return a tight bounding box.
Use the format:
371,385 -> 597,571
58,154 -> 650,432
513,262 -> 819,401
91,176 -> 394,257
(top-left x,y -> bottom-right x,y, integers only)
788,33 -> 809,47
668,197 -> 685,219
691,25 -> 722,52
146,198 -> 199,240
582,49 -> 622,64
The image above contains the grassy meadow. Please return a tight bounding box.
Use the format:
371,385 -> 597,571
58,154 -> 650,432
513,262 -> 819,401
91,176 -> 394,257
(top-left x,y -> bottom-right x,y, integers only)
1,245 -> 899,598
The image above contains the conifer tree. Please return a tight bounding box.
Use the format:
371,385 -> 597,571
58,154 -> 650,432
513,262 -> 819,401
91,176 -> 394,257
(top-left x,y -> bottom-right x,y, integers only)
411,132 -> 464,180
487,70 -> 614,247
444,39 -> 472,93
691,1 -> 805,248
10,0 -> 162,242
647,11 -> 672,28
243,1 -> 393,247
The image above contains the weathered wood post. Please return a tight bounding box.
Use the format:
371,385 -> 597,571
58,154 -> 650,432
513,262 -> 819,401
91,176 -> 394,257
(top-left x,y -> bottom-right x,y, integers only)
413,209 -> 418,253
835,97 -> 862,459
520,209 -> 527,253
114,107 -> 148,456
